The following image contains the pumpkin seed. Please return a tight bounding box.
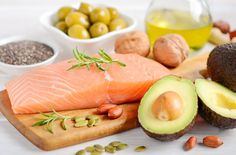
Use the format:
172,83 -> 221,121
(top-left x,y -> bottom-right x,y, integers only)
74,116 -> 86,123
109,141 -> 121,147
116,143 -> 128,150
135,146 -> 146,152
76,149 -> 86,155
88,119 -> 96,127
74,120 -> 88,128
94,144 -> 104,152
94,118 -> 101,126
86,115 -> 99,120
105,145 -> 116,153
90,151 -> 102,155
85,146 -> 95,152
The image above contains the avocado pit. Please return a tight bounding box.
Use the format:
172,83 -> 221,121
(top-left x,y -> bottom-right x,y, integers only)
138,75 -> 198,141
152,91 -> 183,121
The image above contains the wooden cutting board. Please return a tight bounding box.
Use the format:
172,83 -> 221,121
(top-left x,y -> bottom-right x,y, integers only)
0,53 -> 209,151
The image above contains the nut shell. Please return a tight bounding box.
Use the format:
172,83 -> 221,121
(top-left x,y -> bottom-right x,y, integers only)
153,34 -> 189,68
115,31 -> 150,57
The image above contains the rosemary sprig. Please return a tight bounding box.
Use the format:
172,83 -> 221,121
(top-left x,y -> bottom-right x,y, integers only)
68,49 -> 126,71
32,110 -> 71,134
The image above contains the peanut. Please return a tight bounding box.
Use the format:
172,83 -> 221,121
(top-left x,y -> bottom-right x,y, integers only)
108,106 -> 123,119
203,136 -> 223,148
184,136 -> 197,151
213,20 -> 230,34
97,103 -> 117,114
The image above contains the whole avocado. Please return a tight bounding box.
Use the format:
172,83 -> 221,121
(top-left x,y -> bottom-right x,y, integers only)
207,43 -> 236,92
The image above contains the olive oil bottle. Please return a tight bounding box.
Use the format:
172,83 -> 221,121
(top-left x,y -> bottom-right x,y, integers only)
146,9 -> 212,49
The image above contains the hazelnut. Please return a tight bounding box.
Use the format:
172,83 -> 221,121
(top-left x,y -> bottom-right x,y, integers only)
115,31 -> 150,57
213,20 -> 230,34
153,34 -> 189,68
152,91 -> 184,121
208,28 -> 230,45
230,30 -> 236,40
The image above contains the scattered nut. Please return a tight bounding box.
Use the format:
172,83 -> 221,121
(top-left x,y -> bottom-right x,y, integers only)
199,69 -> 210,79
108,106 -> 123,119
152,91 -> 184,121
230,30 -> 236,40
76,149 -> 86,155
135,146 -> 146,152
153,34 -> 189,68
184,136 -> 197,151
97,103 -> 117,114
203,136 -> 223,148
213,20 -> 230,33
208,28 -> 230,45
115,31 -> 150,57
232,37 -> 236,43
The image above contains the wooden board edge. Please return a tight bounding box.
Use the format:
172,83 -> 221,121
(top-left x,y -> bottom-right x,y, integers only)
0,90 -> 139,150
0,90 -> 47,150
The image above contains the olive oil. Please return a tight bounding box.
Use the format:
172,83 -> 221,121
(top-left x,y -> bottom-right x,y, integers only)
146,9 -> 212,49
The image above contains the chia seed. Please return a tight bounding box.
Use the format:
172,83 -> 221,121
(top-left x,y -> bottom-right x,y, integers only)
0,40 -> 54,65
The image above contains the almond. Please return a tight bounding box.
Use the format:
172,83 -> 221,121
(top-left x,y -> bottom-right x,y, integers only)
199,69 -> 210,79
97,103 -> 117,114
108,106 -> 123,119
203,136 -> 223,148
184,136 -> 197,151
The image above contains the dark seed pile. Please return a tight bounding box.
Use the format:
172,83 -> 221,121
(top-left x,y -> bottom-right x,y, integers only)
0,40 -> 54,65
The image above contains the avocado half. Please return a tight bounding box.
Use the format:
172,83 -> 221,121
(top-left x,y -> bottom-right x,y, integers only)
196,79 -> 236,129
138,75 -> 198,141
207,43 -> 236,92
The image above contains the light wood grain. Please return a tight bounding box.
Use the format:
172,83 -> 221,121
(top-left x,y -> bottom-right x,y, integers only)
0,53 -> 209,151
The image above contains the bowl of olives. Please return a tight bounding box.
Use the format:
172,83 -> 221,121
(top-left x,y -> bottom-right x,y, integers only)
40,2 -> 137,56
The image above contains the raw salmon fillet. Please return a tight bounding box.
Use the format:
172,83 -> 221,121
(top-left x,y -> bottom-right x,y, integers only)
6,53 -> 170,114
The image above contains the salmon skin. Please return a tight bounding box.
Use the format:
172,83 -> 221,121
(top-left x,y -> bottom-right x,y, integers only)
6,53 -> 170,114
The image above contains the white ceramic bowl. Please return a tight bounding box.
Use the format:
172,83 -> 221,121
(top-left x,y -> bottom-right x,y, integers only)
40,4 -> 137,56
0,36 -> 59,75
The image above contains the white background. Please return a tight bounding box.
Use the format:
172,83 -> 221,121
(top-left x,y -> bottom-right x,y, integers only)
0,0 -> 236,154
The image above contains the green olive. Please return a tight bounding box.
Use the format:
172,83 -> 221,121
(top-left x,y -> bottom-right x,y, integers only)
55,21 -> 67,33
108,7 -> 119,20
68,24 -> 90,39
57,6 -> 74,20
109,18 -> 128,31
89,22 -> 109,38
78,2 -> 94,15
90,7 -> 111,25
65,12 -> 90,28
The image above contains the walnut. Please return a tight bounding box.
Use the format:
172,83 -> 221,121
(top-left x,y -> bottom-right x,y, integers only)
115,31 -> 150,57
153,34 -> 189,68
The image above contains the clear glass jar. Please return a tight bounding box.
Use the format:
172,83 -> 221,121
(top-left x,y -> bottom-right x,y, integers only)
146,0 -> 212,49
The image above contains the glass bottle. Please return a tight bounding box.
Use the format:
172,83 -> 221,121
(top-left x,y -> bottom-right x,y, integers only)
146,0 -> 212,49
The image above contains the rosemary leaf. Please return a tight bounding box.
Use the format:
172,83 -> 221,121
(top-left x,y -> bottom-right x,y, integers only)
68,49 -> 126,72
32,110 -> 72,134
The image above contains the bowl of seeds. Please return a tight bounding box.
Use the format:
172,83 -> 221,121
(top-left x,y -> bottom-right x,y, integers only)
0,36 -> 59,75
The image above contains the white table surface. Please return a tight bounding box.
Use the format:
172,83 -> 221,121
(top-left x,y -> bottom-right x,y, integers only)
0,0 -> 236,154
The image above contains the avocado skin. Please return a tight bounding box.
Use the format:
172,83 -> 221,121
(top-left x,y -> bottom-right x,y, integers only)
198,98 -> 236,129
207,43 -> 236,92
141,116 -> 196,141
